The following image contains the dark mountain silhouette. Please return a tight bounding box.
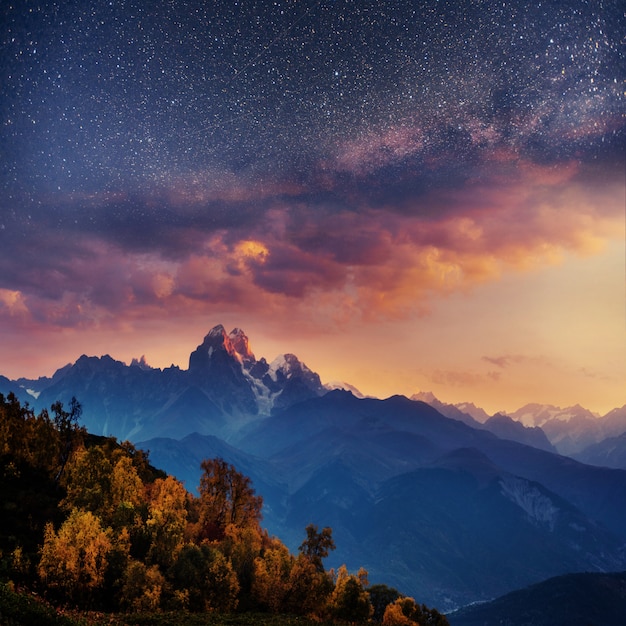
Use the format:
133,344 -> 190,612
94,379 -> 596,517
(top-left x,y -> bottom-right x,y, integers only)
11,325 -> 325,441
448,571 -> 626,626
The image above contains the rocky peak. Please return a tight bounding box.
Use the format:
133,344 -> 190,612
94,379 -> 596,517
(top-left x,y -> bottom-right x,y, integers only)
269,353 -> 323,389
228,327 -> 255,364
189,324 -> 240,371
131,355 -> 152,370
269,353 -> 304,380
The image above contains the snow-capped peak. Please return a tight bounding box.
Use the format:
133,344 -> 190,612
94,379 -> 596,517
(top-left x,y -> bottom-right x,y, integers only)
412,391 -> 440,404
324,381 -> 366,398
508,403 -> 599,428
268,354 -> 292,381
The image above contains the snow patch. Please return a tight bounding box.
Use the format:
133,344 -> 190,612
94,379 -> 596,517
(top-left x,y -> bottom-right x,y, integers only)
325,381 -> 366,398
268,354 -> 288,382
241,365 -> 278,416
500,476 -> 559,531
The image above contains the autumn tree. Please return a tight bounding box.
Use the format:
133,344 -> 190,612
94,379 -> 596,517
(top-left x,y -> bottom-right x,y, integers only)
38,509 -> 112,606
146,475 -> 188,568
196,458 -> 263,541
218,523 -> 264,609
383,596 -> 450,626
108,455 -> 145,529
0,392 -> 60,472
51,397 -> 83,482
168,543 -> 239,612
299,523 -> 335,572
283,553 -> 334,617
252,540 -> 294,612
327,564 -> 373,623
369,584 -> 402,622
61,445 -> 112,515
119,560 -> 164,612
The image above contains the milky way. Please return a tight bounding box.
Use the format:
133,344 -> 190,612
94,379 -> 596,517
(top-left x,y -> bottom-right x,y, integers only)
0,1 -> 624,410
2,1 -> 622,193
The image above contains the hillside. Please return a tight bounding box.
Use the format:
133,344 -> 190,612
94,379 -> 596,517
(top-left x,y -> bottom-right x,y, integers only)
0,392 -> 447,625
448,571 -> 626,626
141,391 -> 626,610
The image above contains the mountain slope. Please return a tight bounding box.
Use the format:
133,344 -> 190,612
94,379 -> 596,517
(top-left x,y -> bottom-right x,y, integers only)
448,571 -> 626,626
141,392 -> 626,611
413,392 -> 556,453
574,431 -> 626,470
482,413 -> 555,453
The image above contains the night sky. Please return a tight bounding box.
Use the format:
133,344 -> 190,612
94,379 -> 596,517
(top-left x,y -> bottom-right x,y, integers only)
1,1 -> 624,413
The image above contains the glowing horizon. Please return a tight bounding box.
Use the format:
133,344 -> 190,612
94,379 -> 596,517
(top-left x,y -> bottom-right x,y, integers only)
1,1 -> 624,416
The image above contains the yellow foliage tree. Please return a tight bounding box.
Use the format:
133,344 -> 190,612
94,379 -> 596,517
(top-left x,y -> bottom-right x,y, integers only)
284,553 -> 334,617
383,599 -> 418,625
146,475 -> 188,568
38,508 -> 112,604
61,446 -> 112,515
197,458 -> 263,541
327,564 -> 373,624
108,455 -> 145,528
120,560 -> 164,612
252,542 -> 293,612
383,596 -> 450,626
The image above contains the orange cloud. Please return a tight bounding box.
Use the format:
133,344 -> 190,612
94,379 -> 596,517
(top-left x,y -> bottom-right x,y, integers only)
0,148 -> 622,344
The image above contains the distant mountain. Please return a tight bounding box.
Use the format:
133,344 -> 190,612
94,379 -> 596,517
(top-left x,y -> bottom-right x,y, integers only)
142,391 -> 626,611
453,401 -> 492,423
413,392 -> 556,453
411,392 -> 482,428
0,374 -> 19,399
448,571 -> 626,626
508,403 -> 626,456
601,405 -> 626,438
324,380 -> 367,398
482,413 -> 556,453
3,325 -> 325,441
574,431 -> 626,470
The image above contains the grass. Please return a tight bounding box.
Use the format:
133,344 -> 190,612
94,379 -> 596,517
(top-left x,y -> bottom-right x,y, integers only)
94,613 -> 334,625
0,582 -> 77,626
0,583 -> 336,626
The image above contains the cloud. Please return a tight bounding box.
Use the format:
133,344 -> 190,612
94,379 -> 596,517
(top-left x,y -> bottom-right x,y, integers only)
482,355 -> 528,369
428,368 -> 501,388
0,123 -> 622,337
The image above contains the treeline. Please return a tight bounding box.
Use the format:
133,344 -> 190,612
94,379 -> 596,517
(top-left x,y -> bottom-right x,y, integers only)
0,393 -> 448,625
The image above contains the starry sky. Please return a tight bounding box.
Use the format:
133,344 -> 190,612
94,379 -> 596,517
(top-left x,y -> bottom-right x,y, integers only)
1,0 -> 624,414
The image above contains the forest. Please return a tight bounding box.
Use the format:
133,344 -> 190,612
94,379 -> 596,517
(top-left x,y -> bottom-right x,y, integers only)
0,393 -> 448,625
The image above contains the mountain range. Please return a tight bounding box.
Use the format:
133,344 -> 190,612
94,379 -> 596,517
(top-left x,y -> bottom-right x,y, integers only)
2,324 -> 626,612
412,391 -> 626,467
5,325 -> 325,442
